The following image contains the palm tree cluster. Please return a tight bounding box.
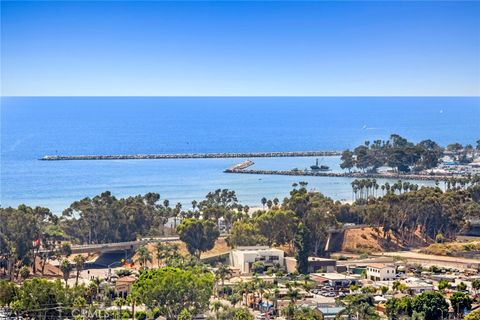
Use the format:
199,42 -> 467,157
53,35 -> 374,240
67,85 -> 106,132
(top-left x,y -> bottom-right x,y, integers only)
351,179 -> 421,201
443,175 -> 480,190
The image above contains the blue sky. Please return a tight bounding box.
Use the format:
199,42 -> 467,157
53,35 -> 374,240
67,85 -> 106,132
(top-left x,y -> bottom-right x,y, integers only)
1,1 -> 479,96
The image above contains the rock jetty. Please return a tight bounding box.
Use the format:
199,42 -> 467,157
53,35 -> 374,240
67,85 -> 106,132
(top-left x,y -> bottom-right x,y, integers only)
39,151 -> 341,161
224,168 -> 456,181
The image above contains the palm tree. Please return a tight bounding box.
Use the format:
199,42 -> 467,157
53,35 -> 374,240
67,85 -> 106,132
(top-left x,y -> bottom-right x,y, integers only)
155,242 -> 167,267
59,259 -> 72,287
272,288 -> 280,316
267,200 -> 273,210
19,266 -> 30,280
286,283 -> 300,304
128,291 -> 139,320
173,202 -> 182,228
236,281 -> 254,307
73,255 -> 86,287
113,297 -> 126,320
156,243 -> 180,266
215,263 -> 233,287
273,198 -> 279,208
254,277 -> 268,303
210,300 -> 224,319
261,197 -> 267,209
135,245 -> 152,269
282,302 -> 295,320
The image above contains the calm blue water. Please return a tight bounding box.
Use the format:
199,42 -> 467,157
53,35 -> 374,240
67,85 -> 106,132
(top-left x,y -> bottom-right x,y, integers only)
1,97 -> 479,213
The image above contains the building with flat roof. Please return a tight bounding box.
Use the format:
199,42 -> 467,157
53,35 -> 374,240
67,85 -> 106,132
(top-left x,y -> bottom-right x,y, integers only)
311,272 -> 358,288
317,306 -> 345,319
403,277 -> 434,295
284,256 -> 337,273
366,263 -> 396,281
308,257 -> 337,273
230,246 -> 284,274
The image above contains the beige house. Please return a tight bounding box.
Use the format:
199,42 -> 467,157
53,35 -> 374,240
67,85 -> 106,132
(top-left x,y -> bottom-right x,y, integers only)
366,263 -> 396,281
115,275 -> 136,297
230,246 -> 284,274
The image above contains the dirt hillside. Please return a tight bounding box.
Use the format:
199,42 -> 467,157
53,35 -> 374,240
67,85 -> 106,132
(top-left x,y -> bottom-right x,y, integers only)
341,227 -> 427,253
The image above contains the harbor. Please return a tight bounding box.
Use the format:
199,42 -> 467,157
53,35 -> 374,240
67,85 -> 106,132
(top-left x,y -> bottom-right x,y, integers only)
39,151 -> 341,161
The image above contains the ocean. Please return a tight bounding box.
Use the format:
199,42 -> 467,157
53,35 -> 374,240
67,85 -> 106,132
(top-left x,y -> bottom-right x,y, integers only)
1,96 -> 479,214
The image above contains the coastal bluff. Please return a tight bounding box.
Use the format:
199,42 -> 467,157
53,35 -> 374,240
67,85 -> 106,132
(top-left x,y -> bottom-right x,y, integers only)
39,151 -> 341,161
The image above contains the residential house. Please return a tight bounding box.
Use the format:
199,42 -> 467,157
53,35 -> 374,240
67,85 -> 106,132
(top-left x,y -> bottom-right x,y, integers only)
230,246 -> 284,274
366,264 -> 396,281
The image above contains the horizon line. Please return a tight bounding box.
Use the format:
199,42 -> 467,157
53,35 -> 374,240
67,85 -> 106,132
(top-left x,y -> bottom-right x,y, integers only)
2,95 -> 480,98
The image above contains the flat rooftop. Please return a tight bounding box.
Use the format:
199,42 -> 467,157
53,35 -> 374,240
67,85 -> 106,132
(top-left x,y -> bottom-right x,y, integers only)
309,257 -> 336,263
367,263 -> 394,269
311,272 -> 357,281
232,246 -> 284,253
284,256 -> 336,262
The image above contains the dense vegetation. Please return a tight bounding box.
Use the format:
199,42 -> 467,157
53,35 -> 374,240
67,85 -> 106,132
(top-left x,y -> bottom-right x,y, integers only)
2,181 -> 480,319
340,134 -> 479,173
61,191 -> 179,243
2,179 -> 480,279
132,267 -> 214,319
0,278 -> 101,319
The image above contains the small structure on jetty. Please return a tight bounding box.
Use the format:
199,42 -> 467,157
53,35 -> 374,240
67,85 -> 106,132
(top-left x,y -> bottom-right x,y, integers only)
228,160 -> 254,171
310,158 -> 330,171
40,151 -> 341,161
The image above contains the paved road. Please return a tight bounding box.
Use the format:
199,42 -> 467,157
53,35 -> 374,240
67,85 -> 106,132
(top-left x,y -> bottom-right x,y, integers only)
373,251 -> 480,270
39,236 -> 180,254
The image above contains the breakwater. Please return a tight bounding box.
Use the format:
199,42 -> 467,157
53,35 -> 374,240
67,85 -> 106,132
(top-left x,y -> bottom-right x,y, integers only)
228,160 -> 255,171
39,151 -> 341,161
224,168 -> 456,181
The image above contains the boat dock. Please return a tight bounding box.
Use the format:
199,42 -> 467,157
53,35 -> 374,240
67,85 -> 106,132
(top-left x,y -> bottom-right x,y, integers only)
39,151 -> 341,161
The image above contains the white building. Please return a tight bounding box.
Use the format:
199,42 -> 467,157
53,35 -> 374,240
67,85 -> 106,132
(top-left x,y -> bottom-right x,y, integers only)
230,246 -> 284,274
403,277 -> 434,294
311,272 -> 358,288
366,263 -> 396,281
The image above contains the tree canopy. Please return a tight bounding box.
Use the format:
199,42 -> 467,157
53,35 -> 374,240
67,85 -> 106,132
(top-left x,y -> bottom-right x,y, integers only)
340,134 -> 447,173
177,218 -> 220,258
132,267 -> 214,320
